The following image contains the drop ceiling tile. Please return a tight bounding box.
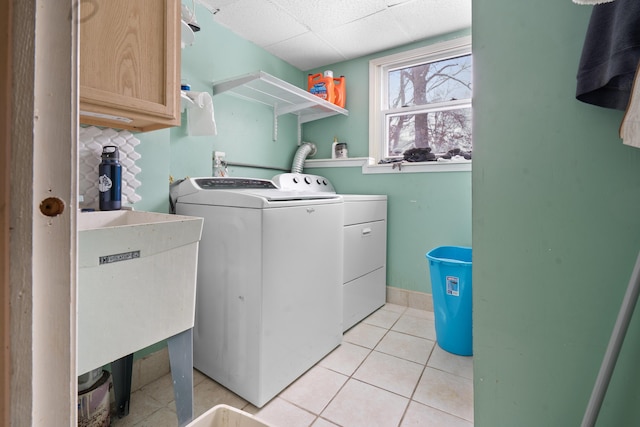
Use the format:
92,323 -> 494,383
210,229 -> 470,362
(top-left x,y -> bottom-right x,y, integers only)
197,0 -> 239,10
265,32 -> 346,71
271,0 -> 388,32
213,0 -> 308,47
318,10 -> 413,61
388,0 -> 471,41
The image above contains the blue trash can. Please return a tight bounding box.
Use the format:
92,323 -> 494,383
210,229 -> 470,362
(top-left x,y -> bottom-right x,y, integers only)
426,246 -> 473,356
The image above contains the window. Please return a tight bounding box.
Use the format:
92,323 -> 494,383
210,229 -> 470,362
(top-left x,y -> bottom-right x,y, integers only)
369,36 -> 472,165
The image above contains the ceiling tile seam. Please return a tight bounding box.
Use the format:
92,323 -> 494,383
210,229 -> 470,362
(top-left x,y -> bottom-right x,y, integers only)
269,0 -> 392,32
260,30 -> 348,64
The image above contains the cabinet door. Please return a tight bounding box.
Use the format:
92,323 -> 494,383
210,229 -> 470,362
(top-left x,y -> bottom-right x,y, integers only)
79,0 -> 180,132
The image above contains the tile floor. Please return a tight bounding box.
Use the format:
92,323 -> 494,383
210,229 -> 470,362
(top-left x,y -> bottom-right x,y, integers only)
111,303 -> 473,427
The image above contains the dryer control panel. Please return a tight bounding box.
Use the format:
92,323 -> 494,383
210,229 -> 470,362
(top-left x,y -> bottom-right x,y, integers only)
272,173 -> 335,193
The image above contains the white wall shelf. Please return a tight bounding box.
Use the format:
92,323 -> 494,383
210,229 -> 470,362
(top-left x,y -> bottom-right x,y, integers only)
212,71 -> 348,143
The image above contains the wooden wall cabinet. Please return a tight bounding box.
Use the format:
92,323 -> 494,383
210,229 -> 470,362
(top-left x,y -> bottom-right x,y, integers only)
79,0 -> 181,132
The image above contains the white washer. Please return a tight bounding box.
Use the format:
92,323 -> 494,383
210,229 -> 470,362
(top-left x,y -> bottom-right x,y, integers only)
175,177 -> 343,408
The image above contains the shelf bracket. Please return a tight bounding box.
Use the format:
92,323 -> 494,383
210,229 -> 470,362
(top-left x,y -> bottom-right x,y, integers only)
273,102 -> 279,141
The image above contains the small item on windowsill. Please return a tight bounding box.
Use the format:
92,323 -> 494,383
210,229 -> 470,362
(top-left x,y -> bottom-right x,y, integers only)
403,147 -> 436,162
440,148 -> 472,160
397,147 -> 472,163
378,158 -> 403,164
334,142 -> 348,159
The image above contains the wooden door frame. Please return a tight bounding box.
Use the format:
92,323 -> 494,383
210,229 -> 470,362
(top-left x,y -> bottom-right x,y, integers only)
7,1 -> 77,425
1,0 -> 12,422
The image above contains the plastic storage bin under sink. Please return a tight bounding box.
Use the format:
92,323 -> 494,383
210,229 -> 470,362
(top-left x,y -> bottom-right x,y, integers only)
77,210 -> 204,376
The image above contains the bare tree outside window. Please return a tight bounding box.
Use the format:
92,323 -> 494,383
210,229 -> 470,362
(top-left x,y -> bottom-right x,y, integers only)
386,54 -> 472,158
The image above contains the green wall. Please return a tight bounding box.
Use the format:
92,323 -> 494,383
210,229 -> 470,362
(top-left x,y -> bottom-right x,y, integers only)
473,1 -> 640,425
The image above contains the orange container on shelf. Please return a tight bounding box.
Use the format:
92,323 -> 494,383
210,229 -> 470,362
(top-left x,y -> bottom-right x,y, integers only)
308,71 -> 336,104
333,75 -> 346,108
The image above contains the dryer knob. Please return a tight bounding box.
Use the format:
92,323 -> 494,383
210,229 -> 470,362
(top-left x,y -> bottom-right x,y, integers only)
293,176 -> 299,184
304,176 -> 312,184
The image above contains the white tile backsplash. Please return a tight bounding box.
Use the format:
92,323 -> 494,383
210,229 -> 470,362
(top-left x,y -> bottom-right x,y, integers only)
79,126 -> 142,209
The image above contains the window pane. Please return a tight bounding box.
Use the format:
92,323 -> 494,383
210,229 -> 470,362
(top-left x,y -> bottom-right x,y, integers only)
387,107 -> 472,157
388,55 -> 472,109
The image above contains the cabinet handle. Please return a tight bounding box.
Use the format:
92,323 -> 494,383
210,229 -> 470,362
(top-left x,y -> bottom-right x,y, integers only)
361,227 -> 372,236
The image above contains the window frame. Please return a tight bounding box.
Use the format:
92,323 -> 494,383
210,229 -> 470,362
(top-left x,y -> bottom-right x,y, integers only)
369,36 -> 472,167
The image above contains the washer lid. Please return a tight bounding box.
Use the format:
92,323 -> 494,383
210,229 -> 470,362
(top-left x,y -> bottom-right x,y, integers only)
175,177 -> 341,208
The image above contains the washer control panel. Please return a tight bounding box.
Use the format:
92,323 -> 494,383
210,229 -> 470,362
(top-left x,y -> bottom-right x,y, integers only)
194,177 -> 277,189
272,173 -> 335,193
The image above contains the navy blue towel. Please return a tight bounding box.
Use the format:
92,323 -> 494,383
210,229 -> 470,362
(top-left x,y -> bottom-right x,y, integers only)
576,0 -> 640,110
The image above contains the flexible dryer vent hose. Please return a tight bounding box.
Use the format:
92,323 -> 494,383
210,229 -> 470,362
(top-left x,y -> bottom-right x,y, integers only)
291,142 -> 317,173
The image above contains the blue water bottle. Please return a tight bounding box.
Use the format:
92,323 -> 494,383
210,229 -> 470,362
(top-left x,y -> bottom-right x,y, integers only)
98,145 -> 122,211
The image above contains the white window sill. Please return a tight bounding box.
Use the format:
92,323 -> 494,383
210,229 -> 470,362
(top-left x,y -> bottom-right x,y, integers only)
305,157 -> 472,173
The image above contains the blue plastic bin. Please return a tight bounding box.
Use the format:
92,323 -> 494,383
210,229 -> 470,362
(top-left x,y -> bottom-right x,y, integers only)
426,246 -> 473,356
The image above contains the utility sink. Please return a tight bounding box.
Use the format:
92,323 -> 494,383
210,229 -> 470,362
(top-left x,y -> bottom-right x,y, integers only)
77,210 -> 204,376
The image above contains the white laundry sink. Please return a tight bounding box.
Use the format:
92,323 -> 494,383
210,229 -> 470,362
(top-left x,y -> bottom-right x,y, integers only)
77,210 -> 203,375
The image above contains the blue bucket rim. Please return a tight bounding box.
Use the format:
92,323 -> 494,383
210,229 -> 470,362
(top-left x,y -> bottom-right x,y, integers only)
426,246 -> 472,265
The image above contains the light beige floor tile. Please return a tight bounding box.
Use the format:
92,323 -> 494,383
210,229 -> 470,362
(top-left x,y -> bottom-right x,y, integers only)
321,379 -> 408,427
343,322 -> 387,349
353,351 -> 424,398
400,401 -> 473,427
413,367 -> 474,422
255,397 -> 316,427
241,402 -> 260,415
404,307 -> 435,320
375,330 -> 435,365
312,417 -> 341,427
110,389 -> 165,427
319,341 -> 371,376
382,303 -> 407,313
193,368 -> 208,387
392,313 -> 437,341
427,344 -> 474,380
362,307 -> 403,329
138,373 -> 175,406
279,366 -> 348,415
192,376 -> 249,418
135,407 -> 180,427
110,412 -> 138,427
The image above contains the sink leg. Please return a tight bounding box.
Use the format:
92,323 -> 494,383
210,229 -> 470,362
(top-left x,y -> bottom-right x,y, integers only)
111,353 -> 134,418
168,328 -> 194,427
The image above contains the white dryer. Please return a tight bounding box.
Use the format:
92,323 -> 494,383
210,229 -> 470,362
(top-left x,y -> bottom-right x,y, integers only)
273,174 -> 388,331
340,194 -> 387,331
175,177 -> 343,408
